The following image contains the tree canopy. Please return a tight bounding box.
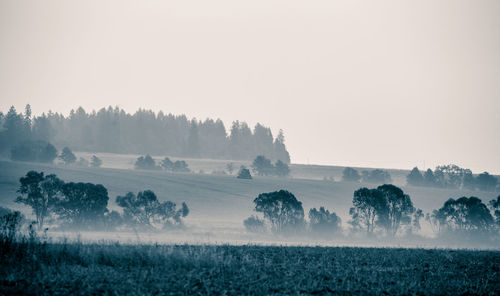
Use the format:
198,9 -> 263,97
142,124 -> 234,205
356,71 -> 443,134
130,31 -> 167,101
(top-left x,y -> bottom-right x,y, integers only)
253,190 -> 305,233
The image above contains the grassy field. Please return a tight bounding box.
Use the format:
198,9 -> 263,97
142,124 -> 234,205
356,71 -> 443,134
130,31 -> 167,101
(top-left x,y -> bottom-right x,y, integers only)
1,239 -> 499,295
0,158 -> 498,247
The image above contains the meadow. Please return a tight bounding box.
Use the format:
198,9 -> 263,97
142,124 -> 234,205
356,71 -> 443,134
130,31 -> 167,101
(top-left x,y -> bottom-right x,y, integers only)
1,239 -> 499,295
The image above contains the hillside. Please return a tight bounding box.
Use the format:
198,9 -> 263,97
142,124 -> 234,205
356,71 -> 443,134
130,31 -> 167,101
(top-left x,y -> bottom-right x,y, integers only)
2,157 -> 498,246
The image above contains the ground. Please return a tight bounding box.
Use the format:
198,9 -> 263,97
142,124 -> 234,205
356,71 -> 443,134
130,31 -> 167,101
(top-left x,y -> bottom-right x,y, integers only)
1,242 -> 499,295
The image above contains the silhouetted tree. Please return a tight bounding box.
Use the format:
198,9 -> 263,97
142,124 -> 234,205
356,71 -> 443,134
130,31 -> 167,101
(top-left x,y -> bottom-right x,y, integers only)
431,197 -> 494,232
237,166 -> 252,179
116,190 -> 188,229
476,172 -> 498,192
377,184 -> 414,236
342,167 -> 361,182
253,190 -> 305,233
362,169 -> 392,184
309,207 -> 342,235
59,147 -> 77,164
349,188 -> 386,235
56,182 -> 109,229
273,129 -> 291,164
406,167 -> 424,186
16,171 -> 64,229
135,154 -> 158,170
90,155 -> 102,168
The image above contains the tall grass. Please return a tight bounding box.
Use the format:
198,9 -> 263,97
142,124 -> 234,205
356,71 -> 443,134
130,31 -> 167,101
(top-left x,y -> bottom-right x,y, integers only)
1,231 -> 499,295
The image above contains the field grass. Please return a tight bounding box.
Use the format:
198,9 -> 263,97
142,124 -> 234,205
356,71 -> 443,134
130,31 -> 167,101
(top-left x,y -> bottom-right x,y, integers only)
1,239 -> 499,295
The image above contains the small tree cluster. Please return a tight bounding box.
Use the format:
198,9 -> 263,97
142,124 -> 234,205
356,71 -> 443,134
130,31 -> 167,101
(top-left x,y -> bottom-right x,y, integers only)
116,190 -> 189,230
251,155 -> 290,177
160,157 -> 190,172
309,207 -> 342,236
427,196 -> 496,234
349,184 -> 416,236
10,140 -> 58,163
15,170 -> 190,231
244,190 -> 342,237
407,165 -> 498,191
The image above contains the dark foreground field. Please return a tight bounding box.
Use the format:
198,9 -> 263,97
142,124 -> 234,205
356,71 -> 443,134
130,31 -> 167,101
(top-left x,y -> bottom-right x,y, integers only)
1,241 -> 499,295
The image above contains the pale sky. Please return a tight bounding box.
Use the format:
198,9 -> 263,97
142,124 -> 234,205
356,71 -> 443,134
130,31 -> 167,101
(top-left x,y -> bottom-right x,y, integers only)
1,0 -> 499,173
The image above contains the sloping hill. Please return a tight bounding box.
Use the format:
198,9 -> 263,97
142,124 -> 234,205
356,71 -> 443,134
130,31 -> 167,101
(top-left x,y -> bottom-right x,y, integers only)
2,159 -> 497,238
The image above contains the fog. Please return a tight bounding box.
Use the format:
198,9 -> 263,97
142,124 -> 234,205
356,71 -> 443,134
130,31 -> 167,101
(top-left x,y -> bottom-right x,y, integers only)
1,0 -> 499,173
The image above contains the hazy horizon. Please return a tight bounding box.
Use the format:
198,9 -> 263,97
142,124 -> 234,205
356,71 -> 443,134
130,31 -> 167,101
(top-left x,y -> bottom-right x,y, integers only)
1,0 -> 499,173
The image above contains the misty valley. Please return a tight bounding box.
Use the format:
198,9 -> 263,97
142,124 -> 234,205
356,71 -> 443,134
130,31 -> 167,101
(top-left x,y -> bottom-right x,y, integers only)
0,105 -> 499,295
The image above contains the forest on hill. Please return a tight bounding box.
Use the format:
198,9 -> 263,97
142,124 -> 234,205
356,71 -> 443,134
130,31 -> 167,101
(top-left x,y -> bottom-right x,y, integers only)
0,105 -> 290,162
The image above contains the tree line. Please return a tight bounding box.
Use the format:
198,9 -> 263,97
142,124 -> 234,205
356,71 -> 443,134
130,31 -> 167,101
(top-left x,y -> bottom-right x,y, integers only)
407,164 -> 499,192
244,187 -> 500,240
12,170 -> 189,231
0,105 -> 290,163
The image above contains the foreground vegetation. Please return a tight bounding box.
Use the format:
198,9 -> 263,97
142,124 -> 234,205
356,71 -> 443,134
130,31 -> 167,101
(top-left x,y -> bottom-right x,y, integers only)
1,236 -> 498,295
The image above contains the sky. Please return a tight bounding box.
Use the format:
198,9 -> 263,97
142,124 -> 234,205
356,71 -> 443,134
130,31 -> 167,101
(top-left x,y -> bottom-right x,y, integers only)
0,0 -> 499,173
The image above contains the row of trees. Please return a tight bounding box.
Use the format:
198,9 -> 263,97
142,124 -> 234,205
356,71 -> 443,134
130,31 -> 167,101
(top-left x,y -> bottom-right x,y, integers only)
9,140 -> 102,168
0,105 -> 290,163
407,165 -> 498,192
341,167 -> 392,184
134,155 -> 190,172
244,188 -> 500,238
15,171 -> 189,231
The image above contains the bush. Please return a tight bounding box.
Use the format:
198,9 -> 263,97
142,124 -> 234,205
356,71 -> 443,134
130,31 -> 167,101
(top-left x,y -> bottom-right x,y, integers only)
237,167 -> 252,179
10,140 -> 57,163
243,215 -> 266,233
0,207 -> 25,246
309,207 -> 342,236
134,154 -> 158,170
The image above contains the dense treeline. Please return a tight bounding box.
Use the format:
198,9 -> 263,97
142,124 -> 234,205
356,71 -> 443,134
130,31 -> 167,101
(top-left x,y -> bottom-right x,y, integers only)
0,105 -> 290,163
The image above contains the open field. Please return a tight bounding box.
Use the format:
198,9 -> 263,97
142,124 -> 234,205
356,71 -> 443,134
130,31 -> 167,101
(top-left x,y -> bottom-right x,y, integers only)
1,158 -> 499,247
1,240 -> 499,295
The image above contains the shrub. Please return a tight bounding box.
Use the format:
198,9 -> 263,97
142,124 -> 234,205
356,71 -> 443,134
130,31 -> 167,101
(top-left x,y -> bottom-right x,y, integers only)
309,207 -> 342,235
237,167 -> 252,179
243,215 -> 266,233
